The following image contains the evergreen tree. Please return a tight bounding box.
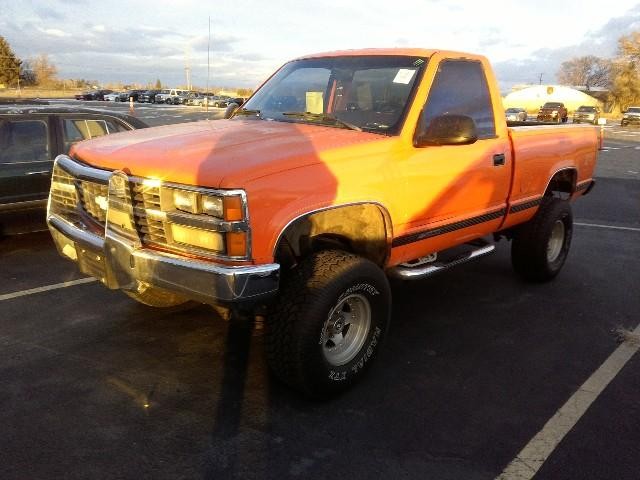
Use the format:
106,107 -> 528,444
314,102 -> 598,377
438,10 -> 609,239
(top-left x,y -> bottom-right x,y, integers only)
0,35 -> 22,87
155,78 -> 162,89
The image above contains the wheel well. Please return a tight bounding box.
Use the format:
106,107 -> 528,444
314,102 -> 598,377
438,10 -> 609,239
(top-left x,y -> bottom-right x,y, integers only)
274,204 -> 391,270
545,169 -> 576,199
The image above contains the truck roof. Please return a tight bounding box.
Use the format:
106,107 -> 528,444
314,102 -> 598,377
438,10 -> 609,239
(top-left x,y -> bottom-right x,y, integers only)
295,48 -> 483,61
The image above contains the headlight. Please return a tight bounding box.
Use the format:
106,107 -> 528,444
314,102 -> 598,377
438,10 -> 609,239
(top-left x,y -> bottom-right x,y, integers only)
172,189 -> 199,213
202,195 -> 223,217
169,188 -> 243,221
552,110 -> 558,115
151,185 -> 249,258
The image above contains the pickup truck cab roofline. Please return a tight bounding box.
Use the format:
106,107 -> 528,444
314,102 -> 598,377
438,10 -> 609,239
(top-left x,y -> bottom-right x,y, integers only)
294,48 -> 479,61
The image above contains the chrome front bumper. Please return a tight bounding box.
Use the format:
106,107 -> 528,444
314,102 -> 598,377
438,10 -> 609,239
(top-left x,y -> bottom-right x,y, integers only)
48,213 -> 280,306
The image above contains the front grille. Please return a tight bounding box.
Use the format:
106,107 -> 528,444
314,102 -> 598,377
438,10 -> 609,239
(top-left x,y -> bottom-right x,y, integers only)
78,180 -> 109,225
49,156 -> 248,260
132,183 -> 168,245
50,164 -> 79,220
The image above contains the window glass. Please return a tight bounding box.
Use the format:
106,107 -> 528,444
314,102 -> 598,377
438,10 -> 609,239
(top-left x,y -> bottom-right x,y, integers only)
419,60 -> 495,138
0,120 -> 49,163
62,118 -> 116,152
241,55 -> 426,134
263,67 -> 331,112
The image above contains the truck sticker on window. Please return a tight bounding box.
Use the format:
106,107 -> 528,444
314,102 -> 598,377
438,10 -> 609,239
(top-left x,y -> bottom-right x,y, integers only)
306,91 -> 324,114
393,68 -> 416,84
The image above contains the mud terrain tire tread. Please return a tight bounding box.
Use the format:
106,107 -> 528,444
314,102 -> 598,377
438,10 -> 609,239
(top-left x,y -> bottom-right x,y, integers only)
511,197 -> 573,282
266,250 -> 391,397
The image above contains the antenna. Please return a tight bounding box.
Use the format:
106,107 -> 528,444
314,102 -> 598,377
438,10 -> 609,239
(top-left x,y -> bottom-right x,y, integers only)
184,44 -> 192,90
207,16 -> 211,94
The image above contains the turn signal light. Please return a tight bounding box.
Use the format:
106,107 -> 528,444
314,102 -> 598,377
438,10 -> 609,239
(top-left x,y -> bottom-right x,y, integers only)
224,196 -> 243,221
226,232 -> 247,257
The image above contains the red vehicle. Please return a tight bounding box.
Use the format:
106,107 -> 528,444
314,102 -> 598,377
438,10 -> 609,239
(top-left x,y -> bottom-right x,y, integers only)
537,102 -> 568,123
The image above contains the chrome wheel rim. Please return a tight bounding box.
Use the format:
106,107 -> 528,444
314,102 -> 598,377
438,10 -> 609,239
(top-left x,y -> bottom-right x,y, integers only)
547,220 -> 565,262
321,293 -> 372,366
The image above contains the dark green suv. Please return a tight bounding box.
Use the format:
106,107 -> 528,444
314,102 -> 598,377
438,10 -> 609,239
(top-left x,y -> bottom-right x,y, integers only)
0,105 -> 147,233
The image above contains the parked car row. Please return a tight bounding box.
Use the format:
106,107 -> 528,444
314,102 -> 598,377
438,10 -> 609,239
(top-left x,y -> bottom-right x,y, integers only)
504,104 -> 607,126
75,89 -> 247,107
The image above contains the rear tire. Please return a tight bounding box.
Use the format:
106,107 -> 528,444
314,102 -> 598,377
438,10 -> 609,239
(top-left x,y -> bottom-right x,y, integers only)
266,250 -> 391,398
511,197 -> 573,282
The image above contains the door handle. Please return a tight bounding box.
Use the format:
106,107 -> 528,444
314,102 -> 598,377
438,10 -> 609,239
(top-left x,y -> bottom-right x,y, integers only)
493,154 -> 506,166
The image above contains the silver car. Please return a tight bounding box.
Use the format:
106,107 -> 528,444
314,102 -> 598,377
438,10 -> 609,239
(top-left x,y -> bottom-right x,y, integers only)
505,107 -> 527,122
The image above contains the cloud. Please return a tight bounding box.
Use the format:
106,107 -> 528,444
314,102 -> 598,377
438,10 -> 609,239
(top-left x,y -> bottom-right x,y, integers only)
41,28 -> 71,38
188,34 -> 239,53
494,4 -> 640,90
32,5 -> 65,21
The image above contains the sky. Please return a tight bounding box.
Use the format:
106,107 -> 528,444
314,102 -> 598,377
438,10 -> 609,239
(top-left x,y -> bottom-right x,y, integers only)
2,0 -> 640,92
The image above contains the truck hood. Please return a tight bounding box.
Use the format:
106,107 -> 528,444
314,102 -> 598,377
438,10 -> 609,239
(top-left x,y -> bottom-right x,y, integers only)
70,119 -> 384,188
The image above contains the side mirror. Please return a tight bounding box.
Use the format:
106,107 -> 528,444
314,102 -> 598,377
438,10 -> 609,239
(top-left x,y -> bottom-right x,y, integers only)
224,103 -> 240,119
416,114 -> 478,147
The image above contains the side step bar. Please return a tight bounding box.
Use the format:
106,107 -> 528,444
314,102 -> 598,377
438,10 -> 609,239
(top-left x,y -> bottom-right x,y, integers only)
387,240 -> 495,280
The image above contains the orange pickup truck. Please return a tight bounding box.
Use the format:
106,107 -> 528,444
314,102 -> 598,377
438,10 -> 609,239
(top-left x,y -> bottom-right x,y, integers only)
47,49 -> 598,396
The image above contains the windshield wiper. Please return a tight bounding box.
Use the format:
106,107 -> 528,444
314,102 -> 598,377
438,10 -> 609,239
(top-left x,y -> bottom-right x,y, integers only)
281,111 -> 362,131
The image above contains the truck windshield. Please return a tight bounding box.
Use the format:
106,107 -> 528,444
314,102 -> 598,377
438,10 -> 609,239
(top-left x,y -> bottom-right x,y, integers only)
237,55 -> 427,134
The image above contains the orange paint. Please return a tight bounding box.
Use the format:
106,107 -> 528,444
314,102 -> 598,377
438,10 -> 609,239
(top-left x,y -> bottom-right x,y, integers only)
69,49 -> 598,267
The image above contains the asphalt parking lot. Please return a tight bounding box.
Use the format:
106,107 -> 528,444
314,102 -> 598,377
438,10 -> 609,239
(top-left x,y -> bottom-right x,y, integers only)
1,107 -> 639,479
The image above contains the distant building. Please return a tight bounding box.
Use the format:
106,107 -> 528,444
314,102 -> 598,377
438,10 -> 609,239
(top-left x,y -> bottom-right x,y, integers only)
502,85 -> 602,113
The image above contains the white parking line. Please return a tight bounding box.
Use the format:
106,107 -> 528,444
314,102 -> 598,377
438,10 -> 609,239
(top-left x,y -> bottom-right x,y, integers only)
0,277 -> 97,302
496,322 -> 640,480
575,222 -> 640,233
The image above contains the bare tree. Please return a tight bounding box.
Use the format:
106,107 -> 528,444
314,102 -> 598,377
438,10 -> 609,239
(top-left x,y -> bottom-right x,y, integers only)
31,54 -> 58,87
618,31 -> 640,64
556,55 -> 611,90
610,32 -> 640,110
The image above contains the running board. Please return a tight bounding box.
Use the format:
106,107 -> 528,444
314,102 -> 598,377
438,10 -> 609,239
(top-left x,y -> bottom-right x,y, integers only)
387,240 -> 496,280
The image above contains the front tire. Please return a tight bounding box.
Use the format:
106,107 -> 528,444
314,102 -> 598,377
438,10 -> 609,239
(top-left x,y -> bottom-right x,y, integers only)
266,250 -> 391,397
511,197 -> 573,282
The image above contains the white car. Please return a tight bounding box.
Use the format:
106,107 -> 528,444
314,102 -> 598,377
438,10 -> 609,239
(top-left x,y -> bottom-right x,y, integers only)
621,107 -> 640,127
103,92 -> 123,102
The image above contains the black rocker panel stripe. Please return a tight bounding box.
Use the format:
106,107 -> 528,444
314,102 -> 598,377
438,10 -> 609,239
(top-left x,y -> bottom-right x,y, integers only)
392,208 -> 506,248
509,198 -> 542,214
576,182 -> 590,192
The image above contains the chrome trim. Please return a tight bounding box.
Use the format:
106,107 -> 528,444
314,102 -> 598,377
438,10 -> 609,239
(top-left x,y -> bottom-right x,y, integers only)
165,210 -> 249,232
50,155 -> 252,261
47,213 -> 279,304
388,243 -> 495,279
127,174 -> 251,260
49,214 -> 105,251
272,201 -> 394,263
55,154 -> 111,184
543,167 -> 577,195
